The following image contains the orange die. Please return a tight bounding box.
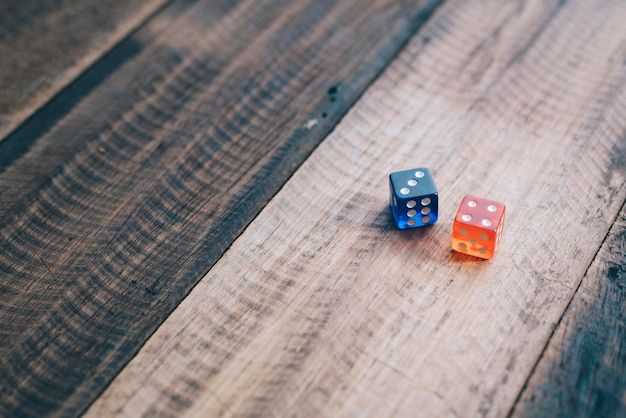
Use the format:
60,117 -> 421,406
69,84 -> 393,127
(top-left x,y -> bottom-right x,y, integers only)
452,195 -> 505,259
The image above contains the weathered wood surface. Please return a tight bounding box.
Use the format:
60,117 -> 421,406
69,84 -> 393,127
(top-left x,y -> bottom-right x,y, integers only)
86,0 -> 626,417
512,202 -> 626,417
0,0 -> 442,416
0,0 -> 169,140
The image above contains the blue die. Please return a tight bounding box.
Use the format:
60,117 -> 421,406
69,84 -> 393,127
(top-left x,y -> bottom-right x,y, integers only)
389,167 -> 438,229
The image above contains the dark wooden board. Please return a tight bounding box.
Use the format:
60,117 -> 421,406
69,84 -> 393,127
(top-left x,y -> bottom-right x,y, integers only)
0,0 -> 169,140
512,201 -> 626,418
0,0 -> 442,416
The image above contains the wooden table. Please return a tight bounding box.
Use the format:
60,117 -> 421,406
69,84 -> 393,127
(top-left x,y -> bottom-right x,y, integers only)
1,0 -> 625,416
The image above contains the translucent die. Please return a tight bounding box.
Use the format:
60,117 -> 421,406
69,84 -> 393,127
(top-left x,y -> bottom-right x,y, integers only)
389,167 -> 438,229
452,195 -> 505,259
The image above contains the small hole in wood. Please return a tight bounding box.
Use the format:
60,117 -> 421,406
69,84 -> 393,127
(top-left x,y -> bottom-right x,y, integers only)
328,85 -> 340,95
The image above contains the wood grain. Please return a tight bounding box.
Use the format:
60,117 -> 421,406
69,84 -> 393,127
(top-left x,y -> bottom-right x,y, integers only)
0,0 -> 442,416
512,202 -> 626,417
0,0 -> 169,140
86,0 -> 626,416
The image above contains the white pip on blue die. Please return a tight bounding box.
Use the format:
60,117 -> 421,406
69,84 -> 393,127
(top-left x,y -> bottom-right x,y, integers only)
389,167 -> 438,229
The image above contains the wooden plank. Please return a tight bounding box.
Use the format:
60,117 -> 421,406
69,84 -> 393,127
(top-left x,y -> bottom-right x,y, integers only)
86,0 -> 626,416
511,202 -> 626,417
0,0 -> 443,416
0,0 -> 169,140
